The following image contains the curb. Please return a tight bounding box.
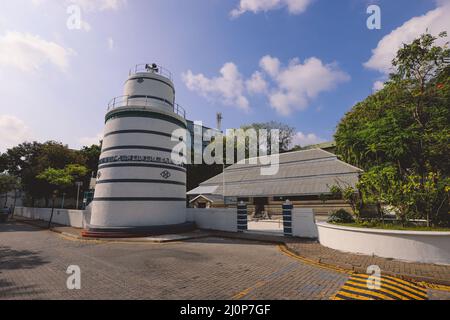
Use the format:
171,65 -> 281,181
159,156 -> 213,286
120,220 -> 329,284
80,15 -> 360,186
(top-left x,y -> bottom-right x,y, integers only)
12,218 -> 211,243
279,244 -> 352,275
56,229 -> 212,244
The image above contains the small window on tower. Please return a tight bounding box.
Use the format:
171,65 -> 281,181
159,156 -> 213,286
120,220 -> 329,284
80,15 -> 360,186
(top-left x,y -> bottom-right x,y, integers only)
137,78 -> 144,83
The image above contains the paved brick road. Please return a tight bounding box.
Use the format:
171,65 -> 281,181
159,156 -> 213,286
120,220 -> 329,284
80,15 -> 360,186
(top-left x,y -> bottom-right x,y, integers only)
1,222 -> 449,300
0,222 -> 348,300
286,241 -> 450,285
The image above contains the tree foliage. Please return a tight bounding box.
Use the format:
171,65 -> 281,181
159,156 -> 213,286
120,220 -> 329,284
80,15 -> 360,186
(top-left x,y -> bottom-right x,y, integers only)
335,32 -> 450,226
0,174 -> 20,205
0,153 -> 7,173
80,144 -> 101,176
0,141 -> 99,206
329,184 -> 361,219
240,121 -> 296,152
37,164 -> 88,192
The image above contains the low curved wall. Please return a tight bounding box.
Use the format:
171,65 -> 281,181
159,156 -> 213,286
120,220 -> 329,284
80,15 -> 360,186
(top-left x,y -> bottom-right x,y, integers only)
14,207 -> 86,228
317,222 -> 450,265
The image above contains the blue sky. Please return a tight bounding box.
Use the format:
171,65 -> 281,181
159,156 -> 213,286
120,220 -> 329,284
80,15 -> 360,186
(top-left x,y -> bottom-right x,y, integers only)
0,0 -> 448,151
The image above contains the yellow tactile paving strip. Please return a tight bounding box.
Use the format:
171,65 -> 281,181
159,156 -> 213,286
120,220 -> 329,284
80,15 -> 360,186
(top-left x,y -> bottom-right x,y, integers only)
332,274 -> 428,300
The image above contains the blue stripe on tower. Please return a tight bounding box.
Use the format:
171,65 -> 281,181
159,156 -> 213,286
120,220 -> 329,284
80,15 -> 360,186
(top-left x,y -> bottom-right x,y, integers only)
105,110 -> 187,128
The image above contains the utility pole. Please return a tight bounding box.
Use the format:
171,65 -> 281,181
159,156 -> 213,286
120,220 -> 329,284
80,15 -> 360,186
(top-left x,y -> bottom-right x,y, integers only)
48,191 -> 57,229
75,181 -> 83,210
217,113 -> 226,206
61,192 -> 66,209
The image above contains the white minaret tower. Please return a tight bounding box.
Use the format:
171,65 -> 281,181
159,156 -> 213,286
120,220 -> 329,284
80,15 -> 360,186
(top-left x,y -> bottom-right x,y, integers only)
87,63 -> 189,236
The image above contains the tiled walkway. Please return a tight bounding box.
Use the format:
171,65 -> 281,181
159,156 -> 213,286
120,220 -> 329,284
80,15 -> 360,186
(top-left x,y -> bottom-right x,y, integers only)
285,241 -> 450,286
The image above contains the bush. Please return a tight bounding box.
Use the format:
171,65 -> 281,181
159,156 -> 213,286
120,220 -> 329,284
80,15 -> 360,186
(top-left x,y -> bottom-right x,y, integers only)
328,209 -> 354,223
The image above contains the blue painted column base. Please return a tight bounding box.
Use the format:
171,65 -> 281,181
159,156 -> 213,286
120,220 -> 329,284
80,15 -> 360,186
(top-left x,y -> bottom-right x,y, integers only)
282,203 -> 293,237
237,203 -> 248,232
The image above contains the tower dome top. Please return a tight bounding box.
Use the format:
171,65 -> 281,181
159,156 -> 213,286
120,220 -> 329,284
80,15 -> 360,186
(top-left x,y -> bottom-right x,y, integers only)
129,63 -> 173,81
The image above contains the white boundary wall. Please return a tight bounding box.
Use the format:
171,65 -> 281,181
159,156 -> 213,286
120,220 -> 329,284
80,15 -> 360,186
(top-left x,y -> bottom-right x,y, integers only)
292,208 -> 318,239
187,208 -> 237,232
14,206 -> 237,232
317,222 -> 450,265
14,207 -> 87,229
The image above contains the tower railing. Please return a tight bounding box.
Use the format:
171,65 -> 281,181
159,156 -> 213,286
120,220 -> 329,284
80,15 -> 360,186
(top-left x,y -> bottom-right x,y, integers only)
174,103 -> 186,119
107,95 -> 186,118
129,63 -> 173,81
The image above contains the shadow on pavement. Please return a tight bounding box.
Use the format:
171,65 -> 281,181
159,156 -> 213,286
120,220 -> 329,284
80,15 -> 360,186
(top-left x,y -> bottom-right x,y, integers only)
0,220 -> 45,233
183,231 -> 317,247
0,278 -> 45,299
0,246 -> 49,271
0,244 -> 50,299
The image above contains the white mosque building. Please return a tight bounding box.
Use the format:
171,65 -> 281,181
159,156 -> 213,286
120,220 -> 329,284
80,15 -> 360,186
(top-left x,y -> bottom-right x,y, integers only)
85,64 -> 192,237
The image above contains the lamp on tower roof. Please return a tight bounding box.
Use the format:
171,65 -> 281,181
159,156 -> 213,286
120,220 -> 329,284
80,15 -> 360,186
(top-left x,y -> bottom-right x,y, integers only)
145,63 -> 159,73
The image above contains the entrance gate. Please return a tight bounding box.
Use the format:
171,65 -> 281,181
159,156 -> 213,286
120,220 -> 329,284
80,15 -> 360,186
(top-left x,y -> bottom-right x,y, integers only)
237,200 -> 293,236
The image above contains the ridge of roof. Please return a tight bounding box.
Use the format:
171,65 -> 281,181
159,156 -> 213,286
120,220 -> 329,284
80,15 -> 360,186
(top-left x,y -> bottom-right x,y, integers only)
230,148 -> 336,166
198,149 -> 362,186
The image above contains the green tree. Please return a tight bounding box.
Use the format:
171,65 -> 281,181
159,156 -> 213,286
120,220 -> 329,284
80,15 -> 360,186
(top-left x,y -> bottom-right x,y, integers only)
358,166 -> 410,222
329,184 -> 361,219
80,144 -> 101,176
37,164 -> 88,204
335,32 -> 450,226
240,121 -> 296,153
0,174 -> 20,207
401,172 -> 450,227
37,165 -> 86,227
2,141 -> 88,206
37,168 -> 74,189
0,153 -> 7,173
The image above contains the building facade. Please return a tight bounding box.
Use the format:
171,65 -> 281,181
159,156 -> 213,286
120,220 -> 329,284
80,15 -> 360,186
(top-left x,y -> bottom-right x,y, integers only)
187,149 -> 362,221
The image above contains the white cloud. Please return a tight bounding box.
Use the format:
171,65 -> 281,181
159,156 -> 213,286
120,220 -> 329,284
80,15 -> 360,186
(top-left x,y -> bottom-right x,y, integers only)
372,80 -> 385,92
182,62 -> 250,110
231,0 -> 312,18
107,37 -> 114,50
70,0 -> 126,12
78,133 -> 103,148
246,71 -> 268,94
263,56 -> 350,115
0,115 -> 33,152
292,131 -> 325,147
32,0 -> 126,12
364,2 -> 450,75
260,55 -> 280,77
32,0 -> 124,31
183,56 -> 349,115
0,31 -> 74,72
80,20 -> 92,32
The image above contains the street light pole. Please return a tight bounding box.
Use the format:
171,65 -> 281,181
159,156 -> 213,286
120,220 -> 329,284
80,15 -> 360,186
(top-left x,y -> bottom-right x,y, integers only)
48,191 -> 57,229
61,192 -> 66,209
75,181 -> 83,210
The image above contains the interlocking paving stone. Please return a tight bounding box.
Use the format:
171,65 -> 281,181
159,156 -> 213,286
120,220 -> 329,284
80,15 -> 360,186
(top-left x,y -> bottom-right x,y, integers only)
286,241 -> 450,286
428,289 -> 450,300
1,222 -> 448,300
0,222 -> 347,300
